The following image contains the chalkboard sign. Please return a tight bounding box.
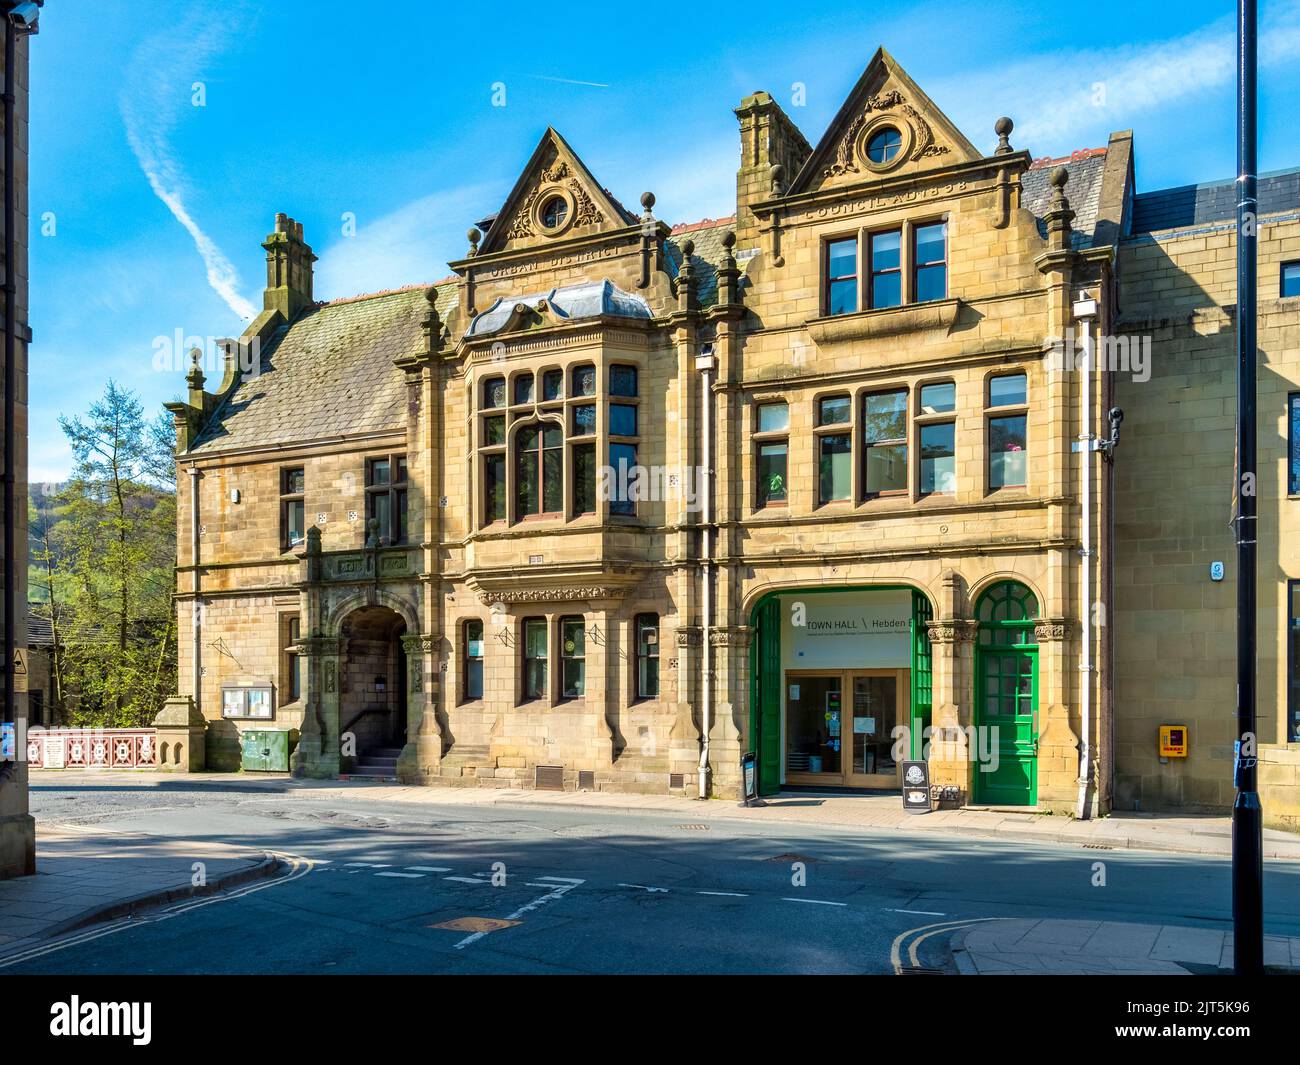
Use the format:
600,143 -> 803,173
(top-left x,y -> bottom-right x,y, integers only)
901,760 -> 931,814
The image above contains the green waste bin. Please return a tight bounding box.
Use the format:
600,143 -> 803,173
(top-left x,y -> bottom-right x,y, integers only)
241,729 -> 290,772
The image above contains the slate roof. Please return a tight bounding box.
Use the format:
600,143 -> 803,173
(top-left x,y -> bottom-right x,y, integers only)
190,283 -> 457,455
664,217 -> 738,309
466,279 -> 651,337
1020,150 -> 1109,249
1130,166 -> 1300,234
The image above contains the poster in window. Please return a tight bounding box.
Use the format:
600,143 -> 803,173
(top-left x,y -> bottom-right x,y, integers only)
247,689 -> 273,719
223,689 -> 245,718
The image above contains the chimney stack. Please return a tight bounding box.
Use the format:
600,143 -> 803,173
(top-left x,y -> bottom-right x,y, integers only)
734,92 -> 811,248
262,213 -> 316,321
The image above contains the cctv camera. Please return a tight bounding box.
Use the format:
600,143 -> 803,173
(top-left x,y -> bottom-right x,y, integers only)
1109,407 -> 1124,425
7,3 -> 40,32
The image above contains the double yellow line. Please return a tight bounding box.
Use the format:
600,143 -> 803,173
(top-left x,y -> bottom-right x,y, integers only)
890,916 -> 1010,974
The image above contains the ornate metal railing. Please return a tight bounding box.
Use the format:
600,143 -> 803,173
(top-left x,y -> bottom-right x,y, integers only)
26,727 -> 157,769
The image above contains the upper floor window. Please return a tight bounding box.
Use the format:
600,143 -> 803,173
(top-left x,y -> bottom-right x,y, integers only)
987,373 -> 1028,489
514,373 -> 534,405
463,619 -> 484,701
516,423 -> 563,519
483,376 -> 506,409
560,616 -> 586,699
825,237 -> 858,316
862,390 -> 907,497
816,395 -> 852,505
608,365 -> 641,516
1289,394 -> 1300,495
542,368 -> 564,401
635,613 -> 660,699
1283,261 -> 1300,299
917,381 -> 956,496
755,401 -> 789,508
913,222 -> 947,303
541,195 -> 568,230
869,229 -> 903,309
366,454 -> 408,545
280,467 -> 305,550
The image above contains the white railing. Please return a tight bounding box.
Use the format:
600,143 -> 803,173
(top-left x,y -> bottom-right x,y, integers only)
25,727 -> 157,769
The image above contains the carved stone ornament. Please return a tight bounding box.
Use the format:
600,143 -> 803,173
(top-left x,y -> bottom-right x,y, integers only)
1033,621 -> 1069,642
710,627 -> 753,648
676,626 -> 703,648
475,586 -> 624,605
823,90 -> 949,179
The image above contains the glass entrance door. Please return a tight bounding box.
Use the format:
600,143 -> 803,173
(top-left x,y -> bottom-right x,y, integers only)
848,671 -> 902,786
784,669 -> 905,789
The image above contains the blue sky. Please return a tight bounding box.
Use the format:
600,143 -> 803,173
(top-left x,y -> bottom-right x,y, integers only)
28,0 -> 1300,481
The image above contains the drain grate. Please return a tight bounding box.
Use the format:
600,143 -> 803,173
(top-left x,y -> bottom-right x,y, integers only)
896,966 -> 946,975
578,770 -> 595,791
1082,843 -> 1114,850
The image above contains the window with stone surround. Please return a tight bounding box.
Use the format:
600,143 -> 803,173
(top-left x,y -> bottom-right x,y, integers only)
822,220 -> 951,316
869,228 -> 903,309
607,365 -> 640,517
987,372 -> 1028,490
365,454 -> 408,545
862,389 -> 908,497
282,615 -> 302,703
521,618 -> 548,702
913,221 -> 947,303
916,381 -> 956,495
635,613 -> 660,700
1283,261 -> 1300,299
462,619 -> 484,701
280,466 -> 305,551
559,616 -> 585,699
755,400 -> 789,508
1289,582 -> 1300,743
824,236 -> 858,316
816,394 -> 852,505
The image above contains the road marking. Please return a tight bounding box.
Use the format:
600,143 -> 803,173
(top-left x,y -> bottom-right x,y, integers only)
454,879 -> 585,949
536,876 -> 584,884
781,897 -> 846,907
406,866 -> 452,873
0,853 -> 316,969
619,883 -> 669,893
343,862 -> 389,868
697,891 -> 748,897
885,908 -> 947,916
889,917 -> 1011,975
444,876 -> 488,884
375,872 -> 424,879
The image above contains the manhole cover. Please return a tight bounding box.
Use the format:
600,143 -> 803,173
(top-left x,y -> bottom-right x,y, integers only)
429,917 -> 521,933
764,852 -> 820,863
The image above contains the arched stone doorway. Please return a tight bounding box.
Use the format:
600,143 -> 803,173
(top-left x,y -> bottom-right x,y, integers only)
338,605 -> 407,772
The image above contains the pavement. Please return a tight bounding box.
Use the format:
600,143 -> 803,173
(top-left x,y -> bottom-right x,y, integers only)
950,918 -> 1300,975
0,820 -> 279,960
7,769 -> 1300,975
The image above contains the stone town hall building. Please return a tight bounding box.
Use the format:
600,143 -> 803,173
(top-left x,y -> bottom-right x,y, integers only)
162,49 -> 1300,825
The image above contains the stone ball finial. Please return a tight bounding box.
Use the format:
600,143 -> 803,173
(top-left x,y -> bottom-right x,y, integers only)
995,116 -> 1014,137
721,230 -> 736,251
425,285 -> 438,306
467,227 -> 481,244
641,191 -> 656,211
770,162 -> 786,194
681,238 -> 695,258
1050,165 -> 1069,189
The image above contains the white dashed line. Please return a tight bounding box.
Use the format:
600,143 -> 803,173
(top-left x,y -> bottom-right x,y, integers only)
697,891 -> 748,897
444,876 -> 489,884
375,872 -> 425,879
781,897 -> 847,907
406,866 -> 452,873
886,908 -> 947,916
344,862 -> 389,868
537,876 -> 584,884
619,883 -> 669,893
454,879 -> 586,950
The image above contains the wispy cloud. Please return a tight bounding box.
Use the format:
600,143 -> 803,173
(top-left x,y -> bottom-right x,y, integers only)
314,183 -> 500,301
940,7 -> 1300,153
119,5 -> 257,322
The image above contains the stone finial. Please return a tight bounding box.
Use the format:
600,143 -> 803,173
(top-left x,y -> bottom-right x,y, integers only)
994,116 -> 1014,155
305,525 -> 322,555
640,191 -> 656,220
1045,166 -> 1075,251
721,229 -> 737,264
770,163 -> 785,195
185,347 -> 205,392
681,238 -> 695,259
467,227 -> 481,257
422,285 -> 443,355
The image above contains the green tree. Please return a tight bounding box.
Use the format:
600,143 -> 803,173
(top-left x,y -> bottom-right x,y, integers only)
54,381 -> 176,726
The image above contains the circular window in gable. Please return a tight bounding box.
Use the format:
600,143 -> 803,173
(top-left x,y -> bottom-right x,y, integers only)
866,127 -> 902,165
541,195 -> 568,230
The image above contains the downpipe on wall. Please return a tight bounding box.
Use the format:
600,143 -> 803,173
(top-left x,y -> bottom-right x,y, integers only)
1073,295 -> 1098,821
697,345 -> 716,799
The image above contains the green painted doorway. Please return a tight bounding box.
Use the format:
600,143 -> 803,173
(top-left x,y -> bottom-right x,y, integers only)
972,581 -> 1039,806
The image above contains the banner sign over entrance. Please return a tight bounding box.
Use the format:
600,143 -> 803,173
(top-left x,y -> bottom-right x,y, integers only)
781,591 -> 912,670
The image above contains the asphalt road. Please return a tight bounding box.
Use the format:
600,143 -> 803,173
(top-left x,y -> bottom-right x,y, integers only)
11,781 -> 1300,974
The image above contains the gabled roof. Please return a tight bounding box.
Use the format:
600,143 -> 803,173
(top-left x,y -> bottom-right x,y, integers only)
790,47 -> 981,196
189,282 -> 457,455
477,128 -> 638,256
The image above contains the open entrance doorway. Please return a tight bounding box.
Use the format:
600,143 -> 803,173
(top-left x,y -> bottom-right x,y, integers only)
338,605 -> 407,771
